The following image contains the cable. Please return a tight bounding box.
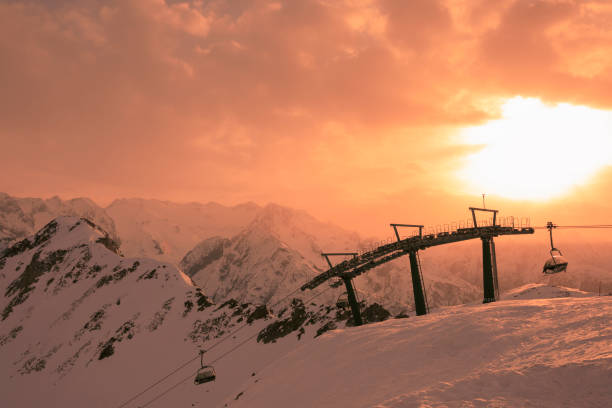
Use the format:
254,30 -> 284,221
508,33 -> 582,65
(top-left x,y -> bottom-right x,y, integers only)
136,285 -> 334,408
533,224 -> 612,229
557,225 -> 612,229
116,355 -> 199,408
138,371 -> 195,408
116,281 -> 329,408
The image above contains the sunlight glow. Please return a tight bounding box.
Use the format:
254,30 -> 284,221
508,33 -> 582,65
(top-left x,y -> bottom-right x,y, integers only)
457,97 -> 612,200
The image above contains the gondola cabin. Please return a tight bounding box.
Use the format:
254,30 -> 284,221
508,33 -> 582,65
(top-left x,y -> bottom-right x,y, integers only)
194,366 -> 216,385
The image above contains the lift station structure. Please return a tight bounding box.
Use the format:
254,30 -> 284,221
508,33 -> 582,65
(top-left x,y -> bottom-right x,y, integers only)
301,207 -> 535,325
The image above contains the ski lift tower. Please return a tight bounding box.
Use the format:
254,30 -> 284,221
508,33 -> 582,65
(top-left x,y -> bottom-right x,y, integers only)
469,207 -> 500,303
391,224 -> 428,316
322,252 -> 363,326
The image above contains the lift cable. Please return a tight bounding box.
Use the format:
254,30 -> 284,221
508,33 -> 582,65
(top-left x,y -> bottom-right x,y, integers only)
134,285 -> 334,408
532,224 -> 612,229
116,282 -> 334,408
116,282 -> 302,408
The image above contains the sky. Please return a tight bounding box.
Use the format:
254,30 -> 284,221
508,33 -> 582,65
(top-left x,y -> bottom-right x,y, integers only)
2,0 -> 612,237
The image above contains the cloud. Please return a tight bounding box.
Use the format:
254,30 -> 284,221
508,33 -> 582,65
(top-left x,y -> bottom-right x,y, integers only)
1,0 -> 612,232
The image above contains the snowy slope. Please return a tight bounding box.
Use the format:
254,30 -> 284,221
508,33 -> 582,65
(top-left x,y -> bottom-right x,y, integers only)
2,217 -> 611,408
0,216 -> 263,407
501,283 -> 592,299
223,291 -> 612,408
0,216 -> 379,408
106,198 -> 260,263
0,192 -> 117,251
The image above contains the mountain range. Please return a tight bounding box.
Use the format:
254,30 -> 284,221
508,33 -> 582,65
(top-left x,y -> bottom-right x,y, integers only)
0,215 -> 368,407
1,192 -> 611,315
0,192 -> 118,252
1,193 -> 611,407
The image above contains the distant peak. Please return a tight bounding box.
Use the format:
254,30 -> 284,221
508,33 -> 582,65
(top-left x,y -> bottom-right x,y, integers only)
66,196 -> 97,206
261,202 -> 295,215
46,195 -> 63,204
232,201 -> 260,211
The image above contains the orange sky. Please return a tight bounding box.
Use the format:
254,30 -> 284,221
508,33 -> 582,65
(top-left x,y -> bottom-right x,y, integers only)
2,0 -> 612,237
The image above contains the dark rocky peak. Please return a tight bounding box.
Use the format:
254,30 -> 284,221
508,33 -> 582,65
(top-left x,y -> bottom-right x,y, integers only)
1,219 -> 61,259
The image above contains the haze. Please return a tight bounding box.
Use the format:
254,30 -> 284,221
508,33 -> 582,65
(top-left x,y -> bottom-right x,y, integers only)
2,0 -> 612,237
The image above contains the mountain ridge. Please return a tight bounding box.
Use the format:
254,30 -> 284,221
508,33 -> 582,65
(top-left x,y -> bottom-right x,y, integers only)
0,215 -> 383,407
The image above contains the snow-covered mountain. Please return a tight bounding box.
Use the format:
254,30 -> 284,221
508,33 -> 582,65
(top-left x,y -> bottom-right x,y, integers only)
222,285 -> 612,408
181,204 -> 484,313
3,192 -> 610,315
0,192 -> 118,252
182,209 -> 612,315
2,217 -> 610,407
182,229 -> 330,306
180,204 -> 364,306
0,216 -> 388,407
105,198 -> 261,263
104,197 -> 612,311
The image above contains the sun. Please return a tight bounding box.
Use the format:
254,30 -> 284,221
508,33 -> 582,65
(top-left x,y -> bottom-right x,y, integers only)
456,97 -> 612,201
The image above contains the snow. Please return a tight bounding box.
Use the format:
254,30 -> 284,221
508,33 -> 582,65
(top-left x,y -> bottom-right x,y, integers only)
5,192 -> 612,315
182,204 -> 485,313
180,203 -> 367,307
0,216 -> 347,408
224,294 -> 612,408
501,283 -> 592,300
0,192 -> 118,249
1,215 -> 611,408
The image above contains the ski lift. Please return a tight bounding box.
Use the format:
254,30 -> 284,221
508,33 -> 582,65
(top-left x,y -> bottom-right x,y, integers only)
194,350 -> 216,385
336,292 -> 349,308
336,290 -> 365,309
542,222 -> 568,274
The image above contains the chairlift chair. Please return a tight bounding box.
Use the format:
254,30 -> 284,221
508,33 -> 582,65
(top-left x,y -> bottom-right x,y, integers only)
542,222 -> 568,274
543,248 -> 569,274
194,350 -> 216,385
336,293 -> 349,308
336,289 -> 365,309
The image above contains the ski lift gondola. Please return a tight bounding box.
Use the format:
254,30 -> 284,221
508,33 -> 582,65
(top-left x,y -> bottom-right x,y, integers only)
194,350 -> 216,385
542,222 -> 568,274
